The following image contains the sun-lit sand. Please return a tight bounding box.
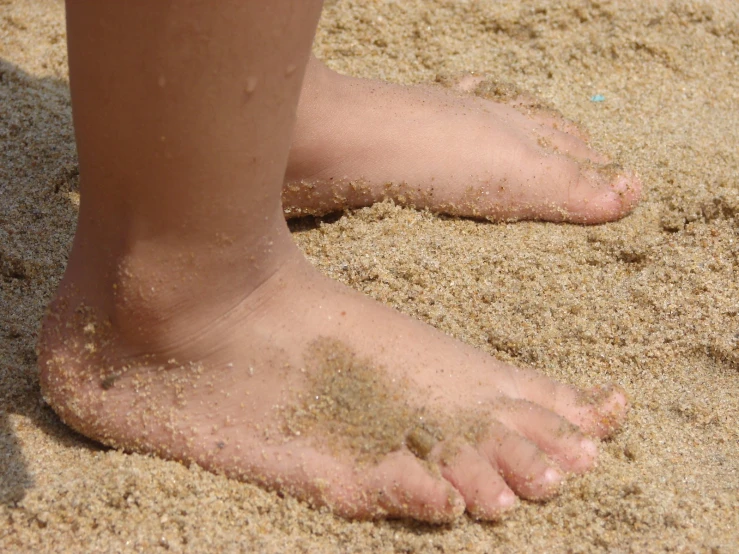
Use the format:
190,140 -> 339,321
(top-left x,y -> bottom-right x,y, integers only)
1,0 -> 738,551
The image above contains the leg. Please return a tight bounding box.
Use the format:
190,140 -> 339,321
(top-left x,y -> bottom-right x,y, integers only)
283,56 -> 641,223
39,0 -> 627,522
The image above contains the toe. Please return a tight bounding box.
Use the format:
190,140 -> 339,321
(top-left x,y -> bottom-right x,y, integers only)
572,385 -> 630,439
494,399 -> 599,473
503,366 -> 629,439
517,147 -> 641,223
434,442 -> 516,520
362,450 -> 465,523
528,109 -> 593,144
578,163 -> 643,223
478,422 -> 565,500
548,382 -> 629,439
444,73 -> 596,148
532,122 -> 610,165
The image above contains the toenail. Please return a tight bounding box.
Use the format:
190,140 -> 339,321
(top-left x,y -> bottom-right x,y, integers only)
580,439 -> 598,458
542,467 -> 562,486
609,174 -> 633,196
574,439 -> 599,468
590,384 -> 629,413
497,489 -> 516,508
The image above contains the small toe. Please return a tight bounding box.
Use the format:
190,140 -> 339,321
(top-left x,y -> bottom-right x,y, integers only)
445,73 -> 595,147
530,110 -> 593,144
532,122 -> 610,165
478,422 -> 565,500
434,442 -> 516,520
363,450 -> 465,523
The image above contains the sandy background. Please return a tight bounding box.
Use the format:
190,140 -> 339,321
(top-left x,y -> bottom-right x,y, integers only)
1,0 -> 738,552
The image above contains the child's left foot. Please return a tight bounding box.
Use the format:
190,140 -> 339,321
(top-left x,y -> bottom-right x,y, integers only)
284,57 -> 641,223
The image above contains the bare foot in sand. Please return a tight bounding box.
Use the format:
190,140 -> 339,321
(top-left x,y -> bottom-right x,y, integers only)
42,1 -> 628,524
284,56 -> 641,223
39,243 -> 626,522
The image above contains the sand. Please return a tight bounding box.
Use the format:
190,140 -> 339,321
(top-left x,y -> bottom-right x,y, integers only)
1,0 -> 738,551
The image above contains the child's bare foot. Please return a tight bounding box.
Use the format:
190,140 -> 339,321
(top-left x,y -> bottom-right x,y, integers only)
39,242 -> 627,523
53,1 -> 629,525
284,57 -> 641,223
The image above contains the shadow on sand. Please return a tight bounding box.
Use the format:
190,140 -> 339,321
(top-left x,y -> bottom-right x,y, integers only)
0,58 -> 104,506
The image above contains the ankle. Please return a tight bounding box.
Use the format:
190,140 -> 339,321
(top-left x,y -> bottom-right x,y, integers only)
45,218 -> 301,359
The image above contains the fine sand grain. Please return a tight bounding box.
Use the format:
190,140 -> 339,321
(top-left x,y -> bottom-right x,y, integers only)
1,0 -> 738,552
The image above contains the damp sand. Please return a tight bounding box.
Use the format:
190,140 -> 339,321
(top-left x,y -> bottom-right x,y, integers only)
1,0 -> 738,552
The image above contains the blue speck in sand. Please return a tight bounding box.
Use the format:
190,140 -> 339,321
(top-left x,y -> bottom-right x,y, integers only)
591,94 -> 606,102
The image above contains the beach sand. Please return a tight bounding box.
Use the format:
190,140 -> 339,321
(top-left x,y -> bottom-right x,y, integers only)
1,0 -> 738,551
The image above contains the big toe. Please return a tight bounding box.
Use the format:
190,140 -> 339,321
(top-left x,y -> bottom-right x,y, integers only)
516,148 -> 642,224
574,385 -> 630,438
580,165 -> 643,223
510,369 -> 630,439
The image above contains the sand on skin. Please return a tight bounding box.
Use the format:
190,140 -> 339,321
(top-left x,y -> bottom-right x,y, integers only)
1,0 -> 738,552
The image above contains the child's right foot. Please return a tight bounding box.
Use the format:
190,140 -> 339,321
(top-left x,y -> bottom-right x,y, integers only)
39,243 -> 627,523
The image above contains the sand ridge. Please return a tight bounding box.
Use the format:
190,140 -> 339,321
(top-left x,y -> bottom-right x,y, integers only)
2,0 -> 738,552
